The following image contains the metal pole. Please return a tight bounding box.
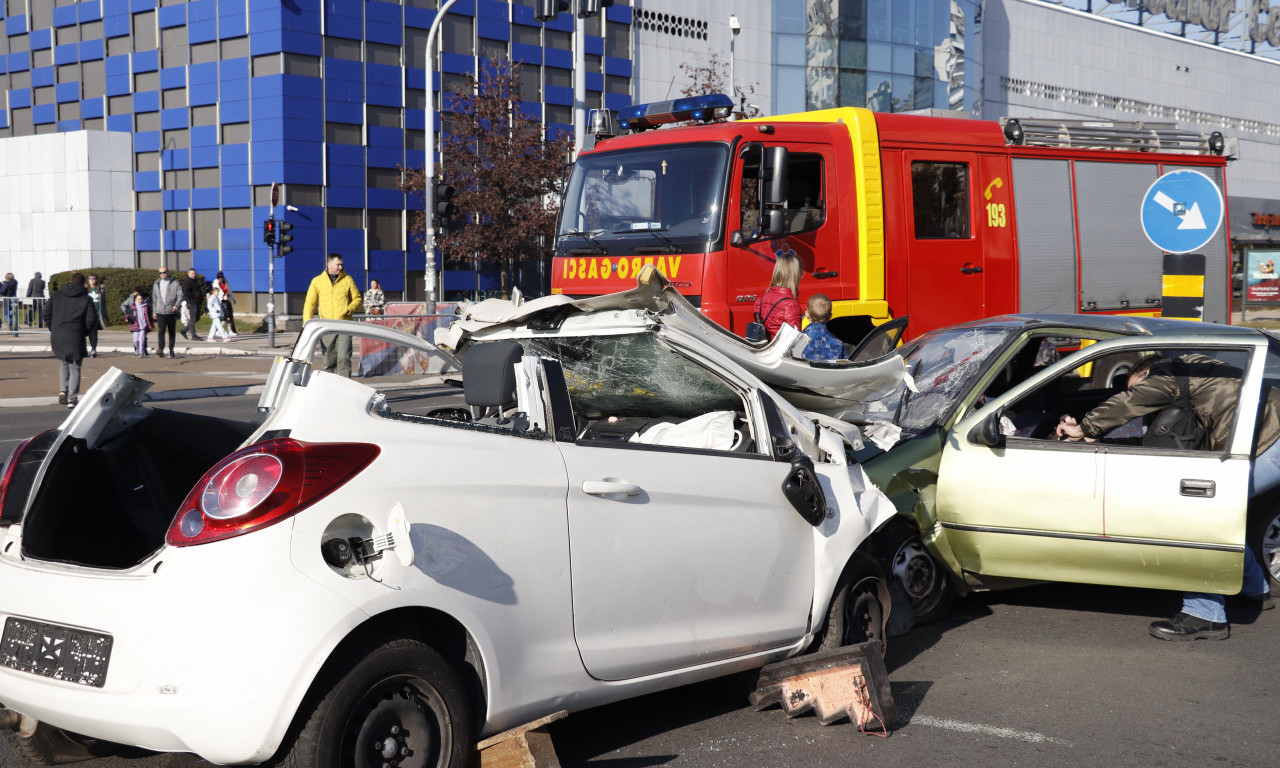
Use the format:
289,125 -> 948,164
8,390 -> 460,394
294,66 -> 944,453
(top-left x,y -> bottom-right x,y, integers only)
424,0 -> 461,315
573,12 -> 586,158
268,182 -> 278,348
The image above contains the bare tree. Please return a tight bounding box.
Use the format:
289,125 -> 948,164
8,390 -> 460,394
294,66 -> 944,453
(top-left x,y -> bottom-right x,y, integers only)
401,58 -> 572,298
678,51 -> 761,119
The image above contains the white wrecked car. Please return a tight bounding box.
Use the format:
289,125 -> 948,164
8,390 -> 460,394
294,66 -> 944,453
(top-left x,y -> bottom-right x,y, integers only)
0,269 -> 906,766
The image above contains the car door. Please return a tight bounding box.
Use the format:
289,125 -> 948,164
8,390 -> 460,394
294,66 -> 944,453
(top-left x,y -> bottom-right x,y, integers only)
543,336 -> 816,682
935,336 -> 1262,593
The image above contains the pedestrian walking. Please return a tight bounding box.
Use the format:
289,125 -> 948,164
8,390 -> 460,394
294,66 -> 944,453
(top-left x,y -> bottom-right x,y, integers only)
206,286 -> 231,342
215,272 -> 238,335
181,268 -> 204,339
0,272 -> 17,336
302,253 -> 363,377
41,272 -> 97,409
25,271 -> 46,328
86,274 -> 107,356
122,287 -> 153,357
152,266 -> 183,358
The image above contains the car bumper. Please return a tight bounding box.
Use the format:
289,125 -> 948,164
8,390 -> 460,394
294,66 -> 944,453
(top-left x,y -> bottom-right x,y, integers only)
0,523 -> 361,764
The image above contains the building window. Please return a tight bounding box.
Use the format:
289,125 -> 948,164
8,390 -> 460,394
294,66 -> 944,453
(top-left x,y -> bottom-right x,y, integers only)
162,88 -> 187,109
221,37 -> 249,60
327,208 -> 364,230
193,209 -> 221,250
133,10 -> 158,51
222,122 -> 251,144
223,208 -> 252,229
367,105 -> 401,129
135,71 -> 160,92
252,53 -> 283,77
191,41 -> 218,65
367,210 -> 403,251
367,42 -> 401,67
367,167 -> 402,190
191,105 -> 218,126
324,37 -> 363,61
326,122 -> 363,145
283,53 -> 322,78
443,14 -> 474,56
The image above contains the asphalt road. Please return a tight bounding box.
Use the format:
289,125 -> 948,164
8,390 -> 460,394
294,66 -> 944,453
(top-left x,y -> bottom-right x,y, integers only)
1,397 -> 1276,767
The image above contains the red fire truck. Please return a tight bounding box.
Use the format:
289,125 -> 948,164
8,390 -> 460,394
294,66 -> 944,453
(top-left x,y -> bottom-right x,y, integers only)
550,94 -> 1233,342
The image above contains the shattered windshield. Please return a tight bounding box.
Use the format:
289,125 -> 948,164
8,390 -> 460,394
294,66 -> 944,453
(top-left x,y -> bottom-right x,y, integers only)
559,143 -> 730,244
516,333 -> 741,419
867,326 -> 1016,435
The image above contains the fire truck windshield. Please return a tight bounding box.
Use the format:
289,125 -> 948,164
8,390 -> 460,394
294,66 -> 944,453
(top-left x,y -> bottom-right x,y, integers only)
559,143 -> 730,246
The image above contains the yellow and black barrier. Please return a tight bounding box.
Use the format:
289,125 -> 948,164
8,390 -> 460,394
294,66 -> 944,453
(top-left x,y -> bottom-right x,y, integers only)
1162,253 -> 1206,321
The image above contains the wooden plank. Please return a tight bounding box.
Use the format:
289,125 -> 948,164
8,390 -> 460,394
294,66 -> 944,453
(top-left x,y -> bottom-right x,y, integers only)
477,711 -> 567,768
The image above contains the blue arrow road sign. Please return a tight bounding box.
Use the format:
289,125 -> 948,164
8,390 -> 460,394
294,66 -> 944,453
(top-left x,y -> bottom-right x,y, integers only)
1140,169 -> 1224,254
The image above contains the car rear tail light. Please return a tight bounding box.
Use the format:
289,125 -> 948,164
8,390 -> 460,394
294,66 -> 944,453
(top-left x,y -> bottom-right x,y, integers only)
166,438 -> 380,547
0,431 -> 55,527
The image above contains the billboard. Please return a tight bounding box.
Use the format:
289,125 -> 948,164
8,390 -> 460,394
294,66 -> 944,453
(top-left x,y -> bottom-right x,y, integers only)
1246,250 -> 1280,302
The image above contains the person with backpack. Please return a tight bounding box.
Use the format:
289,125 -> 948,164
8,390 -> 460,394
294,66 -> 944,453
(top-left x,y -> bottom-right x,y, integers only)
1056,352 -> 1280,641
750,251 -> 803,341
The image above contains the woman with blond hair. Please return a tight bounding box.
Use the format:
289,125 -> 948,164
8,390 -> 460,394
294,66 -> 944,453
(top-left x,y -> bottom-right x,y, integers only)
752,250 -> 804,340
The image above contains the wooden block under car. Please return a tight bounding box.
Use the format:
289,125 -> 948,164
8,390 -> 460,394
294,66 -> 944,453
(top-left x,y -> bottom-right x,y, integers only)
476,710 -> 567,768
749,641 -> 897,730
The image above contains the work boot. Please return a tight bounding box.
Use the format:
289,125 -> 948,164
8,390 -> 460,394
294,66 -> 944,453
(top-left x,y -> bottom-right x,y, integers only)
1149,612 -> 1229,641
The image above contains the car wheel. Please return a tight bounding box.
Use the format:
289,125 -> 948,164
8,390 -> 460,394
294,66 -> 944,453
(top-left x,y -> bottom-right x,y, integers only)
283,638 -> 473,768
1257,507 -> 1280,587
1,723 -> 96,765
817,555 -> 891,654
868,518 -> 955,625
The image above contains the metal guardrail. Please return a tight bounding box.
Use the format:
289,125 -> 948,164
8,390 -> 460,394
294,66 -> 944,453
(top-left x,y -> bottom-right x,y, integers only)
0,297 -> 49,331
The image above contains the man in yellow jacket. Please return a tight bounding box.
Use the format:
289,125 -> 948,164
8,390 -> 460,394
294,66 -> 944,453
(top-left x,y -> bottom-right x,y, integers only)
302,253 -> 363,377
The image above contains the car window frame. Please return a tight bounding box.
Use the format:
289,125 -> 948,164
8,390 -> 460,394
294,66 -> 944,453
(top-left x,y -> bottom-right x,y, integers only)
963,336 -> 1269,458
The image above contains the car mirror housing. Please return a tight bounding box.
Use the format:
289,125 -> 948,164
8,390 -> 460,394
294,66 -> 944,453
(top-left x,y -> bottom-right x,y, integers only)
968,410 -> 1005,448
781,454 -> 828,526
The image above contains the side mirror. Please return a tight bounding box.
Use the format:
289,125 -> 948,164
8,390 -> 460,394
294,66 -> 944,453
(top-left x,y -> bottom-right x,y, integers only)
771,435 -> 797,462
763,146 -> 789,205
781,454 -> 828,526
759,209 -> 786,237
967,410 -> 1005,447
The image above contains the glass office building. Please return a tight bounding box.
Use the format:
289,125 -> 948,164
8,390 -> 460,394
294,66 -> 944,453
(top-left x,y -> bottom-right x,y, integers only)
772,0 -> 982,117
0,0 -> 634,309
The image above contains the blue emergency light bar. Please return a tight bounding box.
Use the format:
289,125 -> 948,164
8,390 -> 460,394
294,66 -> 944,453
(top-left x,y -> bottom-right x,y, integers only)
617,93 -> 734,132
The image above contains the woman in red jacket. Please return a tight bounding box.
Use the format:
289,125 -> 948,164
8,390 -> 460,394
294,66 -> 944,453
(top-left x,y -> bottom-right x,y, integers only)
753,251 -> 803,339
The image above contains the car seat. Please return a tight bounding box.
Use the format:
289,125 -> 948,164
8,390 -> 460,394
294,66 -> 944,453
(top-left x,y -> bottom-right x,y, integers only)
463,340 -> 524,428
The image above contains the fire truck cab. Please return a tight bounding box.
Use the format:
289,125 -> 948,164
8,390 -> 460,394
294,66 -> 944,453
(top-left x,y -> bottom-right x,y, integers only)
552,95 -> 1233,342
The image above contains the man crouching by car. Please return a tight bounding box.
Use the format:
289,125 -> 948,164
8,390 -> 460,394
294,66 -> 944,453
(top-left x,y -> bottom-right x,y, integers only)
1056,354 -> 1278,641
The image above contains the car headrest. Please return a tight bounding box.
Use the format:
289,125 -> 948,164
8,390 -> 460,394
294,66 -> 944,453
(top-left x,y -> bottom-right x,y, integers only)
463,341 -> 523,408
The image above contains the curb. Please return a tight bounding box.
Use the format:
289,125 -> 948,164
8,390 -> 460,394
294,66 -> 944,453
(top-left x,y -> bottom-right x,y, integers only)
0,344 -> 285,357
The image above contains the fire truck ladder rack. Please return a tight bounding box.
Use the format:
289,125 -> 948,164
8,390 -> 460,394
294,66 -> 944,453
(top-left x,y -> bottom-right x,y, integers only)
1001,118 -> 1228,156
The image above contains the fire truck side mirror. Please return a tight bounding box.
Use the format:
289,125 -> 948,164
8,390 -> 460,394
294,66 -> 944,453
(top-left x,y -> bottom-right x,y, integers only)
763,146 -> 789,206
759,209 -> 787,237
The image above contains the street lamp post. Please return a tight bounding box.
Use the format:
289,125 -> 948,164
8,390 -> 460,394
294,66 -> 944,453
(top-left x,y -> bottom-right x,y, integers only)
423,0 -> 462,315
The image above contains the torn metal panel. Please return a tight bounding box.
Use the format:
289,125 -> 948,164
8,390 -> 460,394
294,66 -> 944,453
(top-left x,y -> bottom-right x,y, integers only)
437,265 -> 907,418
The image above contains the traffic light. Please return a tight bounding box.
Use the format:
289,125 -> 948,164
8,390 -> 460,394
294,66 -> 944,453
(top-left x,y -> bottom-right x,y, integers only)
435,183 -> 458,218
579,0 -> 614,17
277,221 -> 294,256
263,218 -> 276,245
535,0 -> 569,22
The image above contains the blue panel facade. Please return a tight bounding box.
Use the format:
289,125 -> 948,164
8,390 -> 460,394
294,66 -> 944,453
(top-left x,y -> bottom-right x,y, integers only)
1,1 -> 633,306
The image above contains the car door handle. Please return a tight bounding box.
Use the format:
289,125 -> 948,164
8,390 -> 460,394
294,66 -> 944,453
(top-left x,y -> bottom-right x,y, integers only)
813,270 -> 838,279
582,480 -> 643,497
961,264 -> 983,274
1180,479 -> 1216,498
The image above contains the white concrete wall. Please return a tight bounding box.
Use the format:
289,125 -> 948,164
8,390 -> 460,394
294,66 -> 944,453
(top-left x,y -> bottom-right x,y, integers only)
0,130 -> 134,284
984,0 -> 1280,200
632,0 -> 772,112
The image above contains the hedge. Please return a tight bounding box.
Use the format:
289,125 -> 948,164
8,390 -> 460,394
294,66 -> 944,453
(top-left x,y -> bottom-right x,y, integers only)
47,268 -> 206,327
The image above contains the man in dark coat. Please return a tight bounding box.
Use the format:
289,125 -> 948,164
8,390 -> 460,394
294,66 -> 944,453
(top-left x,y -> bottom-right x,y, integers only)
41,272 -> 97,409
26,271 -> 46,328
0,272 -> 16,335
181,268 -> 204,339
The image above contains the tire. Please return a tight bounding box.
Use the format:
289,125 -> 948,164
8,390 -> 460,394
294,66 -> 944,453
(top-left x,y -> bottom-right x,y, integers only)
1252,506 -> 1280,588
282,638 -> 473,768
1,723 -> 96,765
867,518 -> 955,625
817,555 -> 891,654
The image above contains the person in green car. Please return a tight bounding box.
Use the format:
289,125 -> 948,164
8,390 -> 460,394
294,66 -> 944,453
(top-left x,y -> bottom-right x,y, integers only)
1057,354 -> 1278,641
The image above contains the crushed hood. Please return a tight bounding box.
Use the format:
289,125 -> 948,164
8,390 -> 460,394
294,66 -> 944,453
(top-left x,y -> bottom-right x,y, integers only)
436,265 -> 905,418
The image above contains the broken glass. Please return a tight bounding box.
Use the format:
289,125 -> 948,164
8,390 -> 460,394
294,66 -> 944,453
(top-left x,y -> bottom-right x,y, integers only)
516,333 -> 741,419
